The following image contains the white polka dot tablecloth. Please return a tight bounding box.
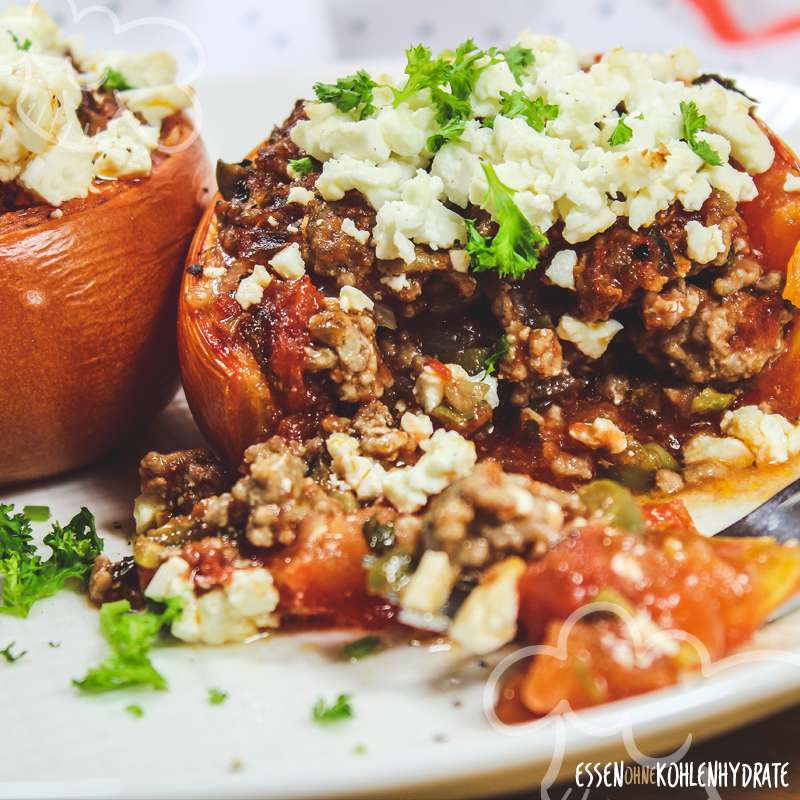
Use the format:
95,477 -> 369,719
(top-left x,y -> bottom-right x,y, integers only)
36,0 -> 800,81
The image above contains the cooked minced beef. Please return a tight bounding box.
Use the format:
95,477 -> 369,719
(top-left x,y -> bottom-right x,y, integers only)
208,106 -> 794,488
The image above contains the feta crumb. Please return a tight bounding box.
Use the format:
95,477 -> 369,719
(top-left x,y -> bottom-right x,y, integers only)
784,173 -> 800,192
145,558 -> 279,645
685,221 -> 727,264
340,217 -> 370,244
203,266 -> 226,279
338,285 -> 374,313
413,364 -> 447,414
326,433 -> 386,500
400,412 -> 434,441
568,417 -> 627,454
383,429 -> 477,513
556,315 -> 623,359
721,405 -> 800,465
401,551 -> 457,614
545,249 -> 577,290
683,434 -> 755,468
267,215 -> 279,227
286,186 -> 315,205
449,249 -> 470,273
268,243 -> 306,279
380,273 -> 412,292
235,265 -> 272,310
450,557 -> 526,655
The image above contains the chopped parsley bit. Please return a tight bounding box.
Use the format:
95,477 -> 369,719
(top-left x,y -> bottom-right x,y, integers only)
1,642 -> 26,663
125,704 -> 144,718
48,641 -> 61,648
22,505 -> 50,522
501,45 -> 535,85
466,162 -> 548,280
483,336 -> 510,377
72,598 -> 182,694
287,156 -> 318,177
680,100 -> 723,166
498,90 -> 558,133
0,505 -> 102,618
314,70 -> 377,120
427,117 -> 466,153
208,687 -> 229,705
354,743 -> 367,756
100,67 -> 133,92
312,693 -> 354,724
8,30 -> 31,51
343,635 -> 383,661
362,517 -> 396,553
608,115 -> 633,147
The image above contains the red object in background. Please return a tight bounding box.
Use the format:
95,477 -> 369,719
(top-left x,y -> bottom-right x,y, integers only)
687,0 -> 800,43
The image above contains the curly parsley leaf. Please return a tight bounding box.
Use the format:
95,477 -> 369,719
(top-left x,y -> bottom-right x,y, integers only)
72,598 -> 182,694
427,117 -> 467,152
680,100 -> 723,166
609,115 -> 633,146
483,336 -> 510,377
100,67 -> 132,92
343,635 -> 383,661
501,45 -> 535,85
466,162 -> 548,280
208,687 -> 229,705
314,69 -> 376,119
287,157 -> 318,177
312,693 -> 354,724
498,90 -> 558,132
1,642 -> 26,663
8,30 -> 31,51
0,505 -> 102,618
125,704 -> 144,718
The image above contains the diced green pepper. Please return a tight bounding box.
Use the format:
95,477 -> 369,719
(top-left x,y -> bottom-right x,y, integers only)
609,442 -> 679,490
579,480 -> 645,534
364,550 -> 412,597
691,387 -> 735,415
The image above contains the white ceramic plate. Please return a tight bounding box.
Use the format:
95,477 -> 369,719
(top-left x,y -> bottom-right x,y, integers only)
3,71 -> 800,800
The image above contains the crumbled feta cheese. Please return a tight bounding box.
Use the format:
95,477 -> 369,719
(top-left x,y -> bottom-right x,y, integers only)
340,217 -> 370,244
449,249 -> 470,273
721,405 -> 800,465
117,84 -> 193,126
545,249 -> 578,290
784,173 -> 800,193
294,38 -> 773,252
568,417 -> 628,454
286,186 -> 315,205
145,558 -> 280,645
268,243 -> 306,279
79,50 -> 179,89
556,315 -> 623,359
683,434 -> 755,468
685,221 -> 726,264
373,170 -> 466,263
400,412 -> 434,441
380,273 -> 412,292
235,265 -> 273,310
413,364 -> 447,414
0,5 -> 191,204
450,557 -> 526,655
401,551 -> 457,614
383,429 -> 477,513
203,266 -> 226,279
338,285 -> 374,313
326,433 -> 387,500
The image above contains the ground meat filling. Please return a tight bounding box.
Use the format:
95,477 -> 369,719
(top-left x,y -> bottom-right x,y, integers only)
209,106 -> 796,487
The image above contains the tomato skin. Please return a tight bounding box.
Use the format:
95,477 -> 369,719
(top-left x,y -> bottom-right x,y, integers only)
741,128 -> 800,275
267,512 -> 394,628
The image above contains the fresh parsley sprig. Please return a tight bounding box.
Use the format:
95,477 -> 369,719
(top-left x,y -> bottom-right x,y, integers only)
1,642 -> 26,663
287,157 -> 318,178
312,693 -> 354,724
483,336 -> 510,377
609,115 -> 633,146
100,67 -> 132,92
680,100 -> 723,166
0,504 -> 102,618
8,30 -> 31,51
343,635 -> 383,661
314,70 -> 377,119
208,687 -> 229,705
466,163 -> 548,280
497,90 -> 558,133
72,598 -> 182,694
502,44 -> 535,85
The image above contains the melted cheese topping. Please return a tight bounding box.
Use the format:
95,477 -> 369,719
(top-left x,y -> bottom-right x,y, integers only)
0,4 -> 192,205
